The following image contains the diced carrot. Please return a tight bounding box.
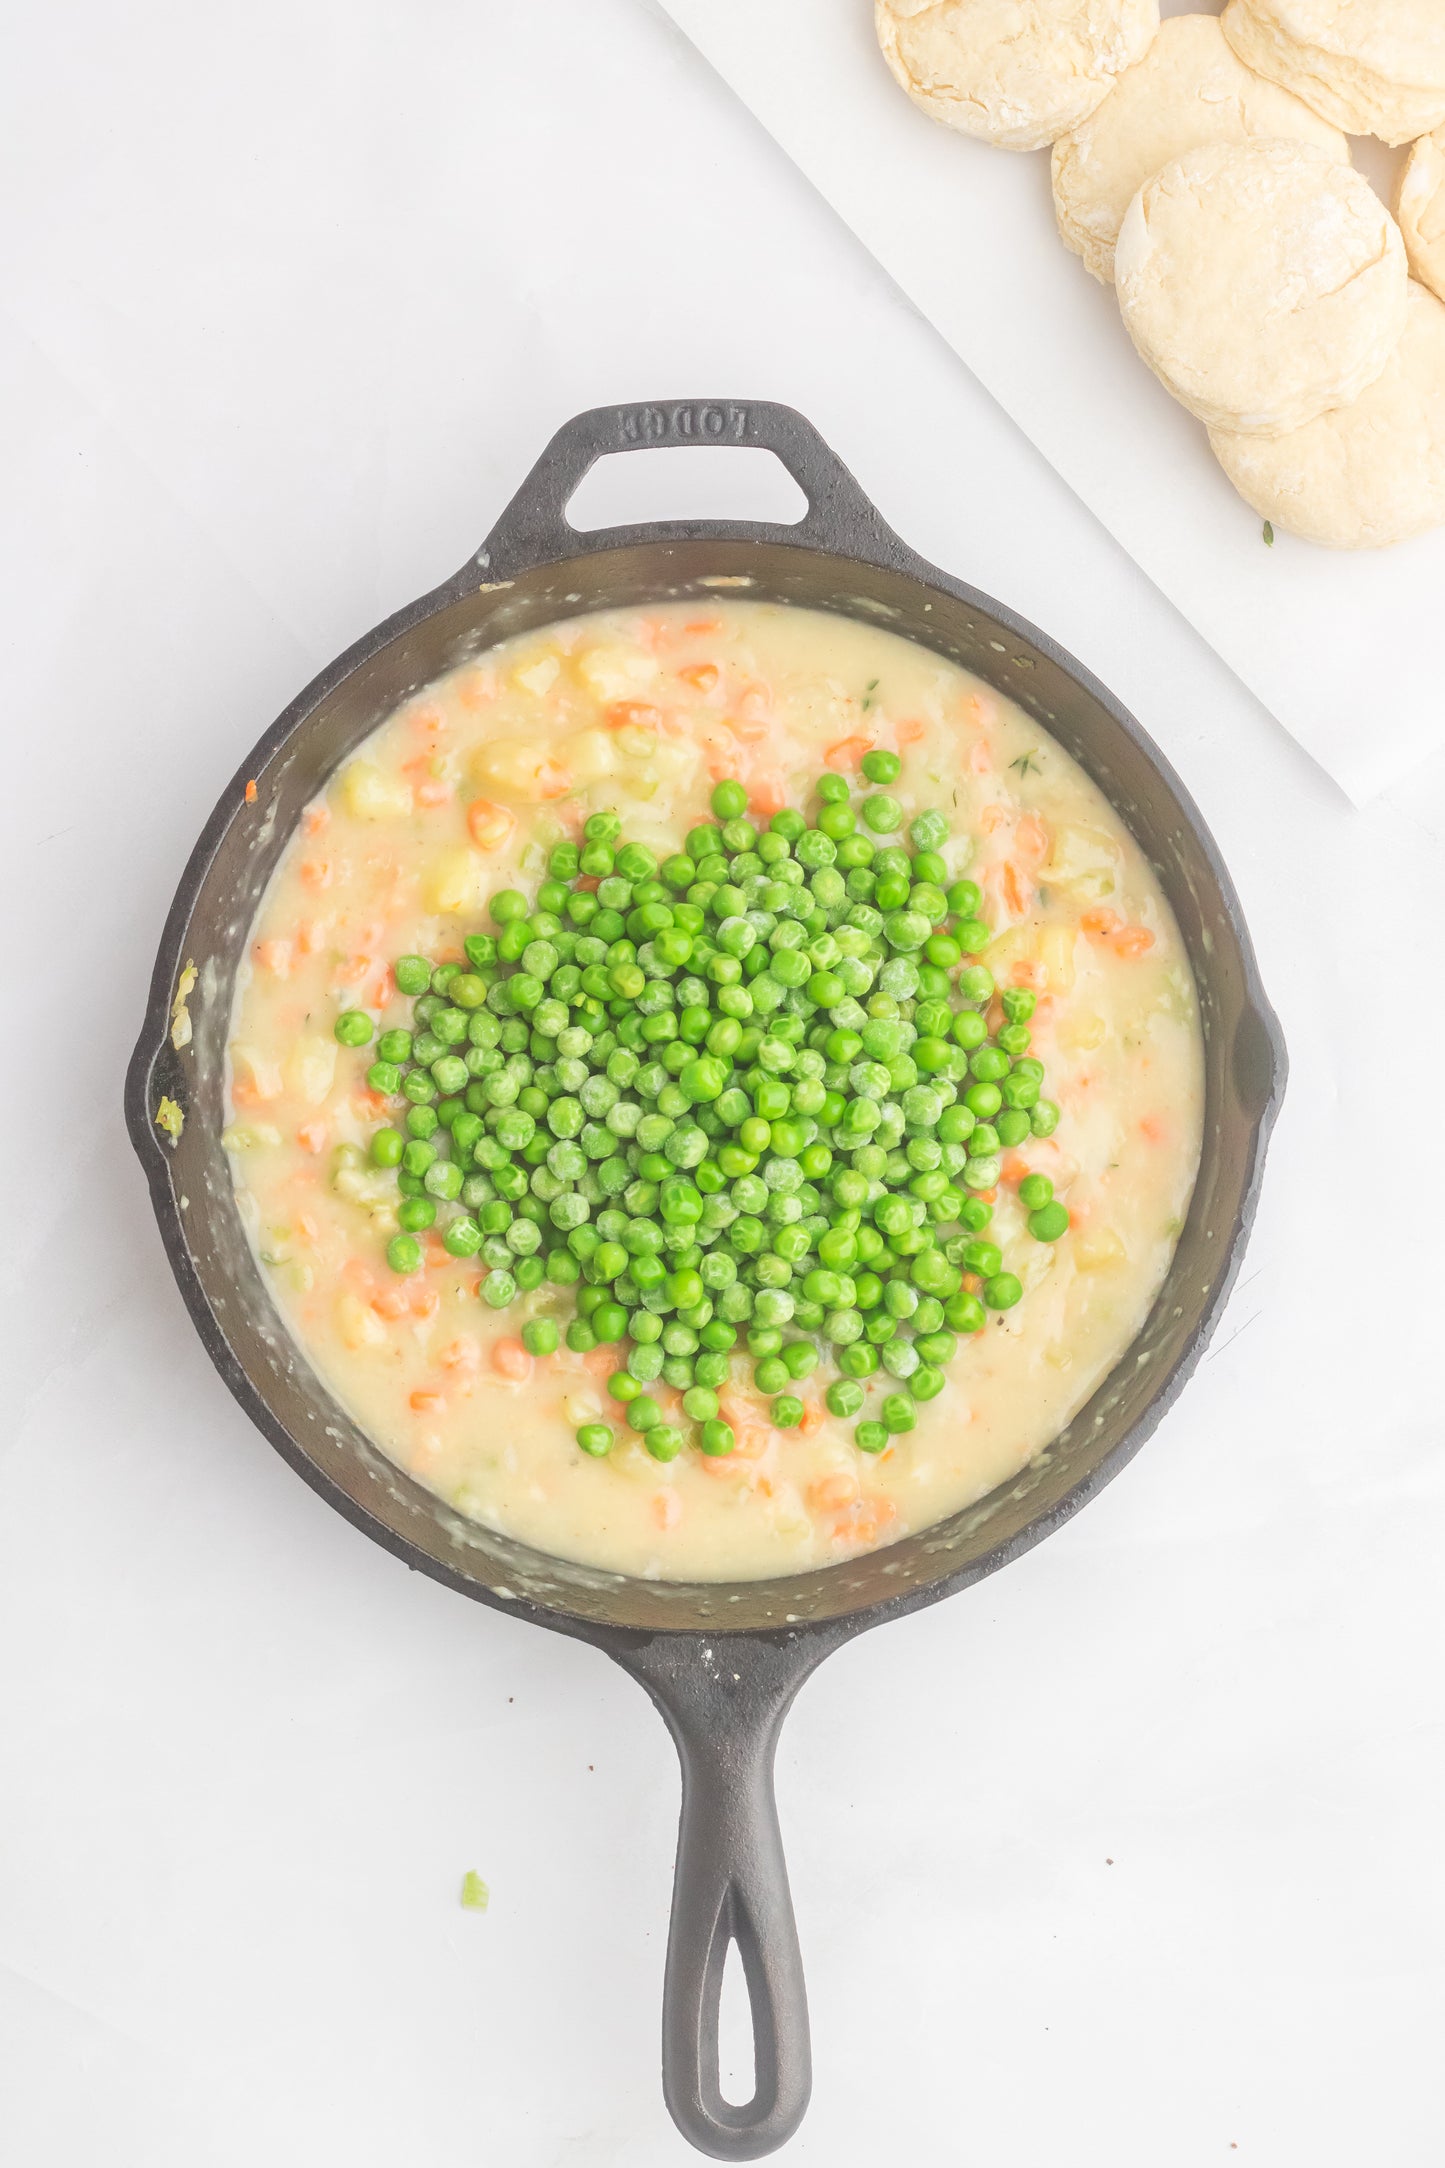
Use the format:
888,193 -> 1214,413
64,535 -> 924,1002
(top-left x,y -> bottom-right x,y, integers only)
294,1213 -> 319,1244
824,735 -> 872,771
439,1337 -> 481,1372
492,1338 -> 533,1383
798,1402 -> 826,1436
653,1490 -> 683,1532
536,760 -> 571,799
300,858 -> 333,891
1016,814 -> 1049,862
969,738 -> 993,775
410,1388 -> 446,1415
455,667 -> 495,710
684,618 -> 722,637
981,803 -> 1007,834
809,1471 -> 860,1513
999,1154 -> 1030,1187
677,661 -> 719,692
467,798 -> 516,851
1011,960 -> 1045,990
604,701 -> 665,732
296,1120 -> 328,1154
415,777 -> 451,809
834,1497 -> 897,1547
981,1188 -> 997,1204
295,918 -> 323,956
372,1287 -> 409,1320
1081,907 -> 1122,938
584,1344 -> 615,1378
1112,925 -> 1156,959
339,952 -> 372,984
254,938 -> 292,976
230,1079 -> 261,1109
963,1272 -> 982,1295
896,718 -> 925,745
410,1284 -> 440,1319
1000,863 -> 1033,917
750,774 -> 786,816
244,778 -> 258,804
369,973 -> 391,1008
728,710 -> 769,744
1139,1113 -> 1166,1143
574,873 -> 600,893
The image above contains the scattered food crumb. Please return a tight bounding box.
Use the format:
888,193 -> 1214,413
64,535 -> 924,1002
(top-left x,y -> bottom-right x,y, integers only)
170,959 -> 198,1050
245,778 -> 258,803
155,1095 -> 185,1144
460,1871 -> 490,1912
1262,521 -> 1274,548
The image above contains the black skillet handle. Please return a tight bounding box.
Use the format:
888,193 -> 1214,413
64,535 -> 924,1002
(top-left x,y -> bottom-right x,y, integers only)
613,1631 -> 832,2160
474,399 -> 899,581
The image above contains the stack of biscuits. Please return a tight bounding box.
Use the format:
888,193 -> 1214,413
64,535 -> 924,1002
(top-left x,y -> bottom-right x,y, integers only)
876,2 -> 1445,549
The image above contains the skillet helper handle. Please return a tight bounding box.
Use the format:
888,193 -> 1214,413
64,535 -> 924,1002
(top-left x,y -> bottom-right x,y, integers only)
616,1634 -> 822,2160
474,397 -> 897,579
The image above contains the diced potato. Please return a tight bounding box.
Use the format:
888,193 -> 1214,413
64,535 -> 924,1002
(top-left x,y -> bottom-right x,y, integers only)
422,846 -> 487,915
1043,822 -> 1119,900
337,1290 -> 387,1350
230,1044 -> 285,1100
1075,1226 -> 1127,1271
1058,1009 -> 1106,1052
1038,924 -> 1078,994
338,759 -> 412,822
284,1033 -> 338,1106
469,738 -> 567,801
561,1388 -> 603,1427
574,642 -> 660,704
614,723 -> 657,762
511,653 -> 561,697
221,1121 -> 283,1152
563,729 -> 617,786
331,1148 -> 400,1227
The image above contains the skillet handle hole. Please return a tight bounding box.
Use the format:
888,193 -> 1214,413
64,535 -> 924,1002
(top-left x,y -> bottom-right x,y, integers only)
565,445 -> 809,533
710,1894 -> 762,2113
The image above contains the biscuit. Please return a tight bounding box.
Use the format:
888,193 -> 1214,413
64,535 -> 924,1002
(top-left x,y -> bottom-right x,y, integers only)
1220,0 -> 1445,148
1115,138 -> 1408,433
1052,15 -> 1348,284
876,0 -> 1159,153
1397,126 -> 1445,304
1210,281 -> 1445,546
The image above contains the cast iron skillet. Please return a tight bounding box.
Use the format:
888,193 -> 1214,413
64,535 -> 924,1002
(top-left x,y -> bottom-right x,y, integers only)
126,400 -> 1285,2160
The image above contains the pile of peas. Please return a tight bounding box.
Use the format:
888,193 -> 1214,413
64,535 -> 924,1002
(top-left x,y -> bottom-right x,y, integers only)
333,756 -> 1068,1464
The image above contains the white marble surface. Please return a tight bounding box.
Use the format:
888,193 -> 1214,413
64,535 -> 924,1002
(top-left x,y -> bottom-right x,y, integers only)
1,4 -> 1442,2164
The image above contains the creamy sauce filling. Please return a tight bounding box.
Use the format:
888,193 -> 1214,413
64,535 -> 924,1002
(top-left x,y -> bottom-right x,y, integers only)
225,602 -> 1203,1581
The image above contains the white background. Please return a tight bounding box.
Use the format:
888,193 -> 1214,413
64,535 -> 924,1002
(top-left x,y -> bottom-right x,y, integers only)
2,5 -> 1443,2165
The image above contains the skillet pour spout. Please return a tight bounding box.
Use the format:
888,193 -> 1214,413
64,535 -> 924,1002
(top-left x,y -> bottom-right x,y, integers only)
127,398 -> 1286,2157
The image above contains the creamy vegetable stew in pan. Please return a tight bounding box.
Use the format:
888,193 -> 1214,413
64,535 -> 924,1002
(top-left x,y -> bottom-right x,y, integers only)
225,602 -> 1202,1581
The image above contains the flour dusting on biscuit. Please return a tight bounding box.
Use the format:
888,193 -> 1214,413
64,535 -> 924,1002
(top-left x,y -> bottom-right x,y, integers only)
876,0 -> 1159,153
1210,281 -> 1445,547
1053,14 -> 1348,284
1221,0 -> 1445,147
1115,138 -> 1407,435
